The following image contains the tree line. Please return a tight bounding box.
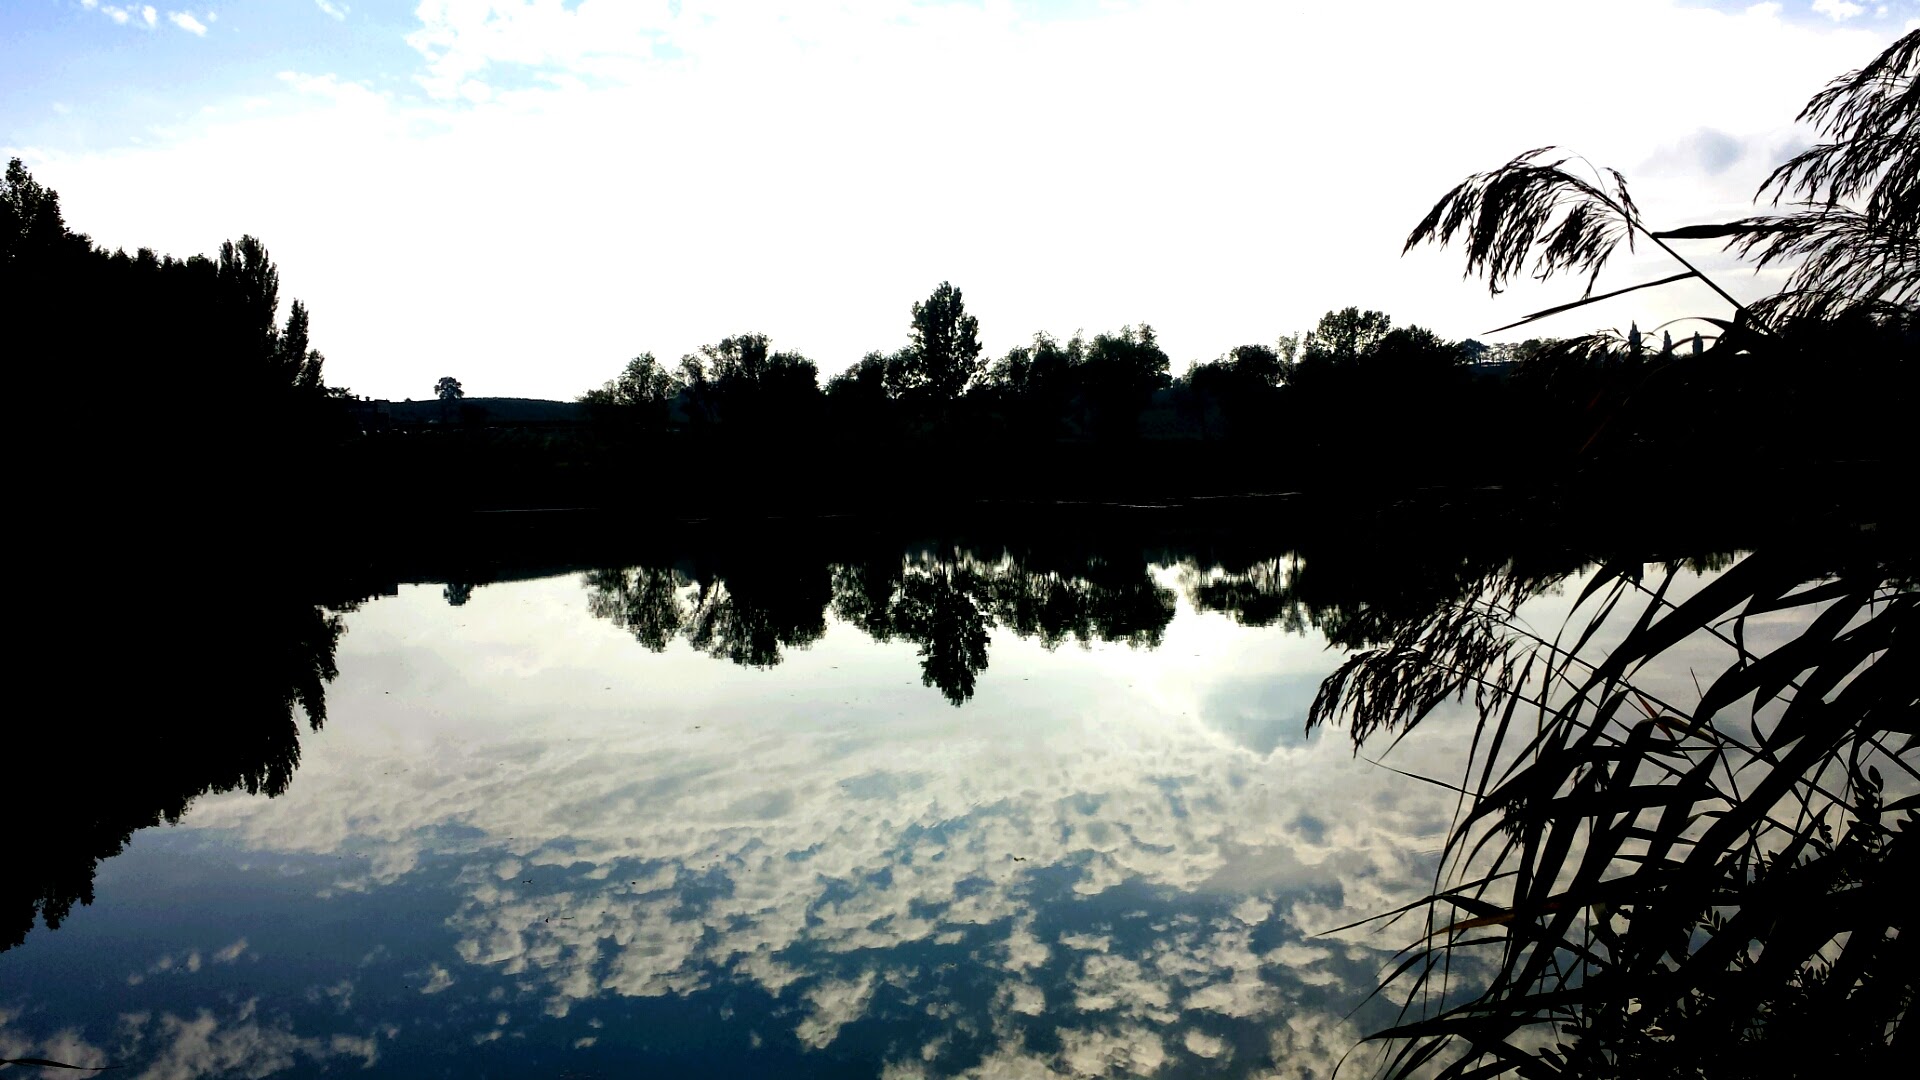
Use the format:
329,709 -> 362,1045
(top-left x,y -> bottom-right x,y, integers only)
548,266 -> 1907,515
4,157 -> 347,527
11,147 -> 1905,521
577,281 -> 1507,449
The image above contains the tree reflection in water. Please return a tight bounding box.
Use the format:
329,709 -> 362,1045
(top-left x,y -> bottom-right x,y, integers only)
583,542 -> 1177,706
583,550 -> 830,669
8,580 -> 364,951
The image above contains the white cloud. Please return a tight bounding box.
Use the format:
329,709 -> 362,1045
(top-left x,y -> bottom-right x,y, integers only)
794,971 -> 879,1049
315,0 -> 348,20
167,11 -> 207,36
1058,1025 -> 1167,1076
80,2 -> 132,26
143,949 -> 202,975
416,963 -> 455,994
1812,0 -> 1867,18
1,1002 -> 379,1080
153,568 -> 1488,1056
1182,1028 -> 1228,1059
121,1002 -> 379,1080
81,3 -> 158,29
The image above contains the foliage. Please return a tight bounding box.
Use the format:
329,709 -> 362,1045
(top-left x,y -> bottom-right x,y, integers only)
1323,28 -> 1920,1079
1,157 -> 90,269
1407,32 -> 1918,337
436,376 -> 465,401
1405,149 -> 1645,299
4,158 -> 344,518
9,577 -> 360,951
1311,544 -> 1915,1079
580,353 -> 682,432
1074,324 -> 1172,439
586,541 -> 1175,706
5,161 -> 355,947
825,350 -> 894,408
893,280 -> 984,407
977,332 -> 1083,439
1303,307 -> 1395,365
677,333 -> 821,431
1706,31 -> 1920,324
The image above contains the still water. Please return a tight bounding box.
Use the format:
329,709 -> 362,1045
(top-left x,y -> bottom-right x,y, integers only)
3,539 -> 1643,1078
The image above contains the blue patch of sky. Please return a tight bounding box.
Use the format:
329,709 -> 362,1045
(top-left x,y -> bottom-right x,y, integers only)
3,1 -> 422,150
3,0 -> 1149,153
1678,0 -> 1919,23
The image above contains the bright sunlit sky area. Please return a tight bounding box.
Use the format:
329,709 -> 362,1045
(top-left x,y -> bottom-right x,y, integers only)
5,0 -> 1917,400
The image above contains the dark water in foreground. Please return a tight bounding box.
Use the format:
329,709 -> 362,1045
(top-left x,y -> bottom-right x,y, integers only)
0,540 -> 1740,1078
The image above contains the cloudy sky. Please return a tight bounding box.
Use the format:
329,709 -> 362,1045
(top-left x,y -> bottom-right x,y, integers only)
5,1 -> 1915,400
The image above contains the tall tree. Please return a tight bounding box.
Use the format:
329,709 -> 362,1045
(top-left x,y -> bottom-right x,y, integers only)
435,377 -> 465,401
2,157 -> 85,268
891,281 -> 983,406
1074,324 -> 1170,439
678,333 -> 821,431
581,353 -> 682,432
582,353 -> 680,409
1301,307 -> 1393,366
274,300 -> 327,392
217,236 -> 280,363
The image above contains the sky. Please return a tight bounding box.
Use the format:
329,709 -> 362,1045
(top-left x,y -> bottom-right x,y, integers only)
5,0 -> 1917,400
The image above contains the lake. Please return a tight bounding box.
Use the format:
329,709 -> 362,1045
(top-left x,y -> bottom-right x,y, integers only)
0,524 -> 1778,1078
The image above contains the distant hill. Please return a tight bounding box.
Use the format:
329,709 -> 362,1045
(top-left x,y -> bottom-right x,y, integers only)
387,397 -> 583,424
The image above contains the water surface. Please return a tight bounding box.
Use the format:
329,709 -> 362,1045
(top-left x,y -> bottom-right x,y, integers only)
3,540 -> 1675,1077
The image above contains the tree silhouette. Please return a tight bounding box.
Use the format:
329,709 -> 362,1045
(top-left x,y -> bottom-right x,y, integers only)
1186,341 -> 1289,438
580,353 -> 683,435
681,557 -> 829,668
583,566 -> 689,651
274,300 -> 327,393
4,159 -> 344,520
678,333 -> 821,433
582,353 -> 680,410
889,281 -> 983,409
824,350 -> 897,437
896,561 -> 991,706
1,158 -> 84,264
1300,306 -> 1392,368
1074,324 -> 1170,440
435,376 -> 465,401
9,578 -> 360,951
979,332 -> 1081,441
582,540 -> 1181,706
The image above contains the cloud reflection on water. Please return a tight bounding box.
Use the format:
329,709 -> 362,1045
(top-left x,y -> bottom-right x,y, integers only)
154,568 -> 1486,1076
